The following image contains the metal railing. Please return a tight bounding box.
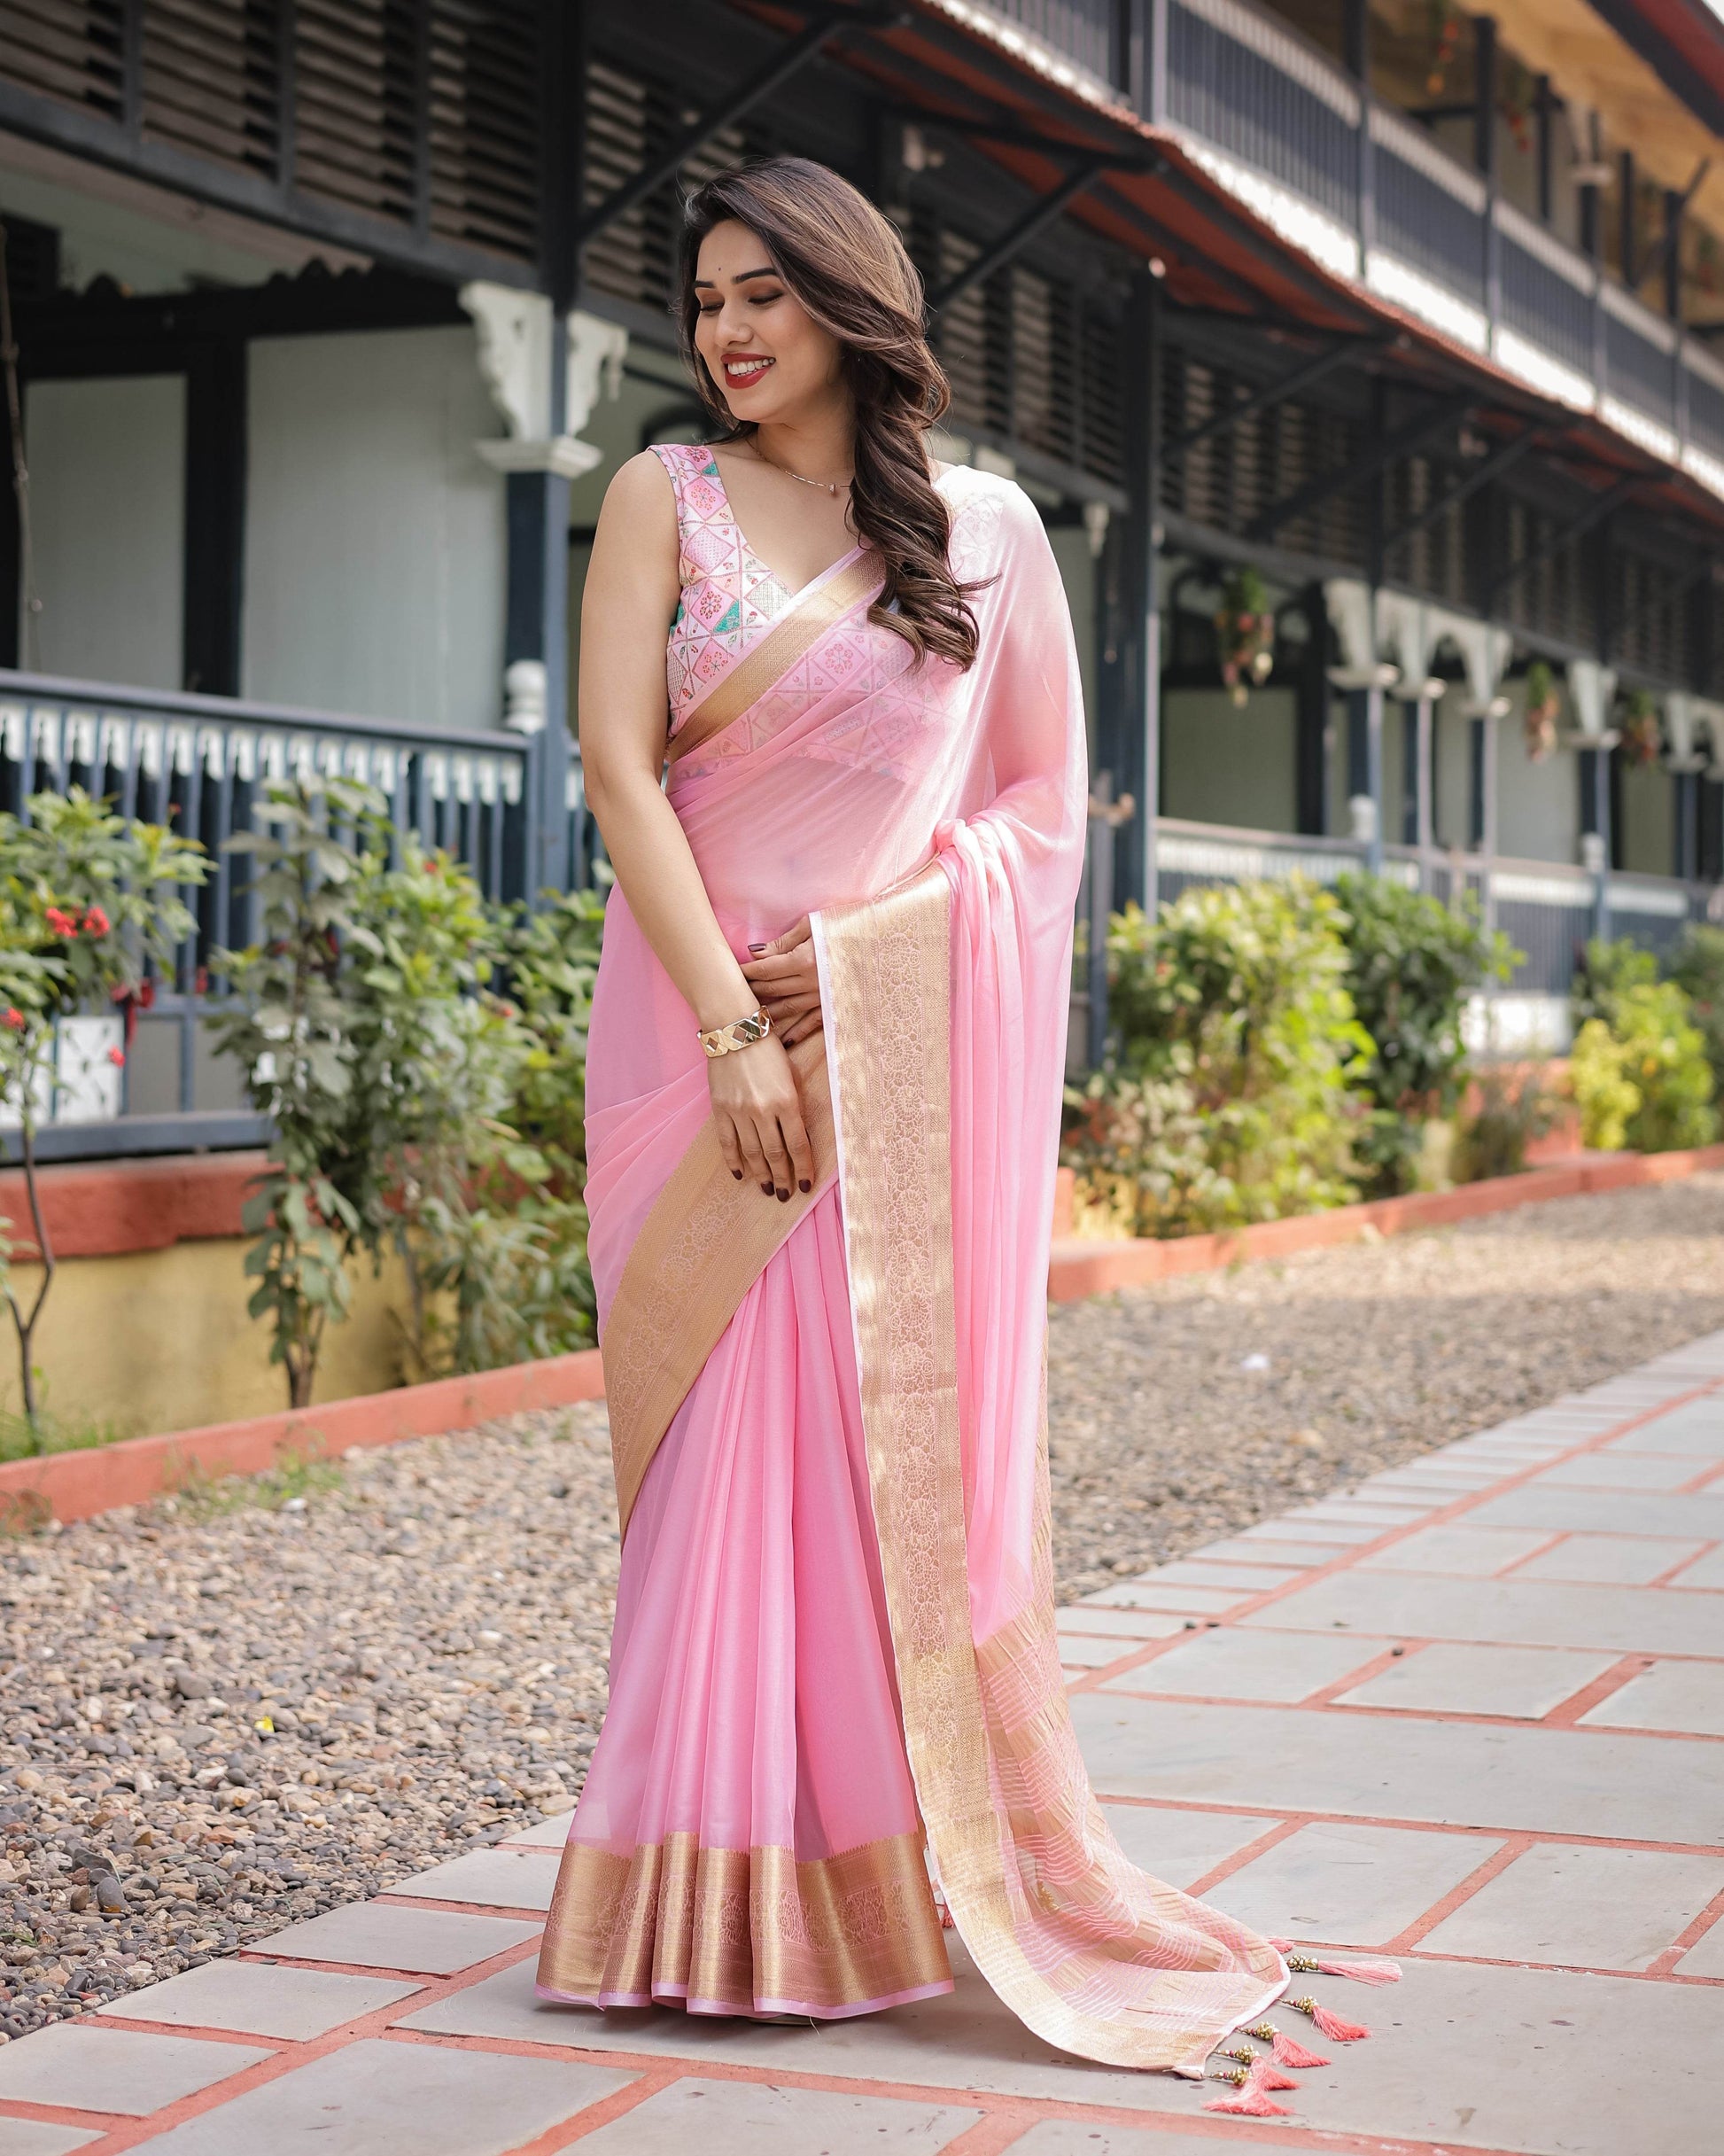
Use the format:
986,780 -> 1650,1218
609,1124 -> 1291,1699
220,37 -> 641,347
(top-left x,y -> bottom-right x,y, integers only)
0,668 -> 536,1160
975,0 -> 1724,492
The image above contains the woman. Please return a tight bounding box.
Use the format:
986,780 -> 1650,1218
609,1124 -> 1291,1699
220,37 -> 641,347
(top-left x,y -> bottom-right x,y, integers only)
536,157 -> 1293,2077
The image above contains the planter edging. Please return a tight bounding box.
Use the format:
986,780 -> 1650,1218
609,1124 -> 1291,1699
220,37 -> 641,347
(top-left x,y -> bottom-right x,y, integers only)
0,1348 -> 605,1529
8,1141 -> 1721,1528
1046,1142 -> 1724,1302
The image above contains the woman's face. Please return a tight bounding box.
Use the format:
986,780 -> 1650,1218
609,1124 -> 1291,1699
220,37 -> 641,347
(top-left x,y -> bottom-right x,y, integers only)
692,218 -> 845,424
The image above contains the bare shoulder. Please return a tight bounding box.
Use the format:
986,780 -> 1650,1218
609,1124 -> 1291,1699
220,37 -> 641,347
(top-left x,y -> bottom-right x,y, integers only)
600,448 -> 678,528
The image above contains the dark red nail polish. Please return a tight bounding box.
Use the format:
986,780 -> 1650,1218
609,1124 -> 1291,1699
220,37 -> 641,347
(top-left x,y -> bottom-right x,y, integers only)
798,1179 -> 811,1193
760,1181 -> 774,1195
732,1170 -> 743,1179
747,943 -> 767,953
776,1187 -> 788,1202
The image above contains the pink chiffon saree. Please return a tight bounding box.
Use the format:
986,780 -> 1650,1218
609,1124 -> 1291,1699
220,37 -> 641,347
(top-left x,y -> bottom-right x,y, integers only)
537,458 -> 1290,2071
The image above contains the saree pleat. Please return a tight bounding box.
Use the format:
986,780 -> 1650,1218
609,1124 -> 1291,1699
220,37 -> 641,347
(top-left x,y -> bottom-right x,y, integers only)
538,1188 -> 951,2017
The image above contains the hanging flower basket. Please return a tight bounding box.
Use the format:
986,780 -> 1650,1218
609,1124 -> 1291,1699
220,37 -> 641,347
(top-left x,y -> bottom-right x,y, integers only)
1215,567 -> 1275,707
1619,689 -> 1662,769
1523,659 -> 1559,762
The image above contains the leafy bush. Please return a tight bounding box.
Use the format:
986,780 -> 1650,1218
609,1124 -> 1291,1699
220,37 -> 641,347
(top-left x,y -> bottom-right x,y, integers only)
1669,924 -> 1724,1099
215,779 -> 605,1405
1332,873 -> 1517,1195
0,790 -> 206,1440
1572,937 -> 1658,1032
1454,1069 -> 1554,1183
1571,985 -> 1716,1153
1064,878 -> 1372,1234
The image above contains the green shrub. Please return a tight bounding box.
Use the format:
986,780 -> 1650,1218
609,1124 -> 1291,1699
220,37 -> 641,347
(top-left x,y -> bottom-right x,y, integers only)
216,781 -> 606,1404
1669,924 -> 1724,1099
1332,873 -> 1518,1195
1454,1069 -> 1555,1182
1570,982 -> 1716,1153
1064,878 -> 1372,1234
1572,936 -> 1659,1032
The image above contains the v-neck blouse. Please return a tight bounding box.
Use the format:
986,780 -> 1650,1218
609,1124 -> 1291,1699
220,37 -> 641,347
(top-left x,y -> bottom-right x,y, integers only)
652,441 -> 862,741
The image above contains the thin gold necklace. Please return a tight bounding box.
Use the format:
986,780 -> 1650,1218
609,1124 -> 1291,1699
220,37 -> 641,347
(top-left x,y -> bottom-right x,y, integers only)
749,440 -> 852,499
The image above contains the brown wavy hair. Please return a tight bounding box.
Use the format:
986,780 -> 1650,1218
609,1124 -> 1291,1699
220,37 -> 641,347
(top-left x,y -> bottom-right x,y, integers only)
676,158 -> 982,670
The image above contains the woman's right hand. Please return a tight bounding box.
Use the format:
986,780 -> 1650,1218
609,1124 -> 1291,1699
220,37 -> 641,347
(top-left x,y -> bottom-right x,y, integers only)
707,1031 -> 816,1200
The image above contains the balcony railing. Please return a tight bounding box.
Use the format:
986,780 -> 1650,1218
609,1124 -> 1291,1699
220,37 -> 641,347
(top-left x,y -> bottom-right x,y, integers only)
0,670 -> 541,1159
974,0 -> 1724,502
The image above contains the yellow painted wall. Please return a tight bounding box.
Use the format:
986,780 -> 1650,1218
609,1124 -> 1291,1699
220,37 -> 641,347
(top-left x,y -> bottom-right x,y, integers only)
1,1240 -> 416,1440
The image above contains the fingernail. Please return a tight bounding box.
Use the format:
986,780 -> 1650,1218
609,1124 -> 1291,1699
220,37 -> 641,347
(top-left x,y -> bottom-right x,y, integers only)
798,1179 -> 811,1193
732,1170 -> 743,1179
776,1187 -> 789,1202
760,1181 -> 774,1195
747,943 -> 767,953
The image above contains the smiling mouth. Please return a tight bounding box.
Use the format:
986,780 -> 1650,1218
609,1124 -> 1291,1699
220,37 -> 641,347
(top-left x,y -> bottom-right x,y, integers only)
722,355 -> 774,386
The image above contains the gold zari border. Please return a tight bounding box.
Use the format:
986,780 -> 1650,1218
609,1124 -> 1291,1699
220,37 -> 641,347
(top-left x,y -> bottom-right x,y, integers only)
818,864 -> 1286,2074
666,552 -> 882,767
602,1031 -> 835,1537
536,1830 -> 949,2012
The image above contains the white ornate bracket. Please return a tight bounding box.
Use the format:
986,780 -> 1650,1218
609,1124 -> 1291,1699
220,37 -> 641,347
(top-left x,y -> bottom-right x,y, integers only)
460,284 -> 627,480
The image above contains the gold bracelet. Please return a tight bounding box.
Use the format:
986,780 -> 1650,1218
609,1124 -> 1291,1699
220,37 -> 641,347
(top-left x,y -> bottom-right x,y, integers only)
697,1007 -> 772,1058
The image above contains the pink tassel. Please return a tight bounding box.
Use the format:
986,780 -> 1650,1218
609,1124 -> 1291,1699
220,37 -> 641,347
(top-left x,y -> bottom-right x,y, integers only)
1256,2025 -> 1331,2069
937,1903 -> 955,1930
1308,2000 -> 1371,2043
1256,2060 -> 1301,2092
1204,2062 -> 1295,2118
1272,1940 -> 1402,1985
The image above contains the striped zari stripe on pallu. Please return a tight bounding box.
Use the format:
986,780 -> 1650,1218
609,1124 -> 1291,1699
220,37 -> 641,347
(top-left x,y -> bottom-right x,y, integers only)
600,1030 -> 836,1538
536,1829 -> 949,2012
665,551 -> 882,767
816,864 -> 1287,2074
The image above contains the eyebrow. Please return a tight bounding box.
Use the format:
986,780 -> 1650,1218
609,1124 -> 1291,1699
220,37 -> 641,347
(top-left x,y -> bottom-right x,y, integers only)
692,266 -> 779,288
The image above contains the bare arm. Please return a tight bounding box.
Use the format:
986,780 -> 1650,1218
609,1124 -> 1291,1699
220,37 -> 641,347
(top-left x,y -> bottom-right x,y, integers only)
579,452 -> 814,1200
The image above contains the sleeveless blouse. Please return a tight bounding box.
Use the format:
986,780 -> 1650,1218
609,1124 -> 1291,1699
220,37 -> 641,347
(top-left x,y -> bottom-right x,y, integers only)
650,442 -> 797,742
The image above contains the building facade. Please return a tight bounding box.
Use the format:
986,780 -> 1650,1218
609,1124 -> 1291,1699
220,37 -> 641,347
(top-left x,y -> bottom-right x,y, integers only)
1,0 -> 1722,1154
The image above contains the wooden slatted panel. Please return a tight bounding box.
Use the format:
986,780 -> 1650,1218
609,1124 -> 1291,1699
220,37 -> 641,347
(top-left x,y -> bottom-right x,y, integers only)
581,57 -> 758,313
426,0 -> 540,258
292,0 -> 416,223
0,0 -> 125,118
1161,344 -> 1364,568
1614,549 -> 1689,682
141,0 -> 277,177
1386,455 -> 1467,609
1500,495 -> 1586,650
1077,299 -> 1122,486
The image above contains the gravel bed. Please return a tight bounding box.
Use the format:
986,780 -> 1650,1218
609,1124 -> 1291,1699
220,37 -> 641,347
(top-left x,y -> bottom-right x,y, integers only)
0,1407 -> 617,2041
1049,1172 -> 1724,1598
2,1172 -> 1721,2040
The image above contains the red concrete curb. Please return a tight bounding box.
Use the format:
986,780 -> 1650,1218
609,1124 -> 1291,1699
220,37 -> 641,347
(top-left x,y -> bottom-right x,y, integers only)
0,1347 -> 605,1527
0,1150 -> 262,1257
1046,1141 -> 1724,1302
6,1139 -> 1720,1528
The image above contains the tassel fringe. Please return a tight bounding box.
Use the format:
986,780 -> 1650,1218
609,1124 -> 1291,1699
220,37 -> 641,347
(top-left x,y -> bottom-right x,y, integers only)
1246,2020 -> 1331,2068
1272,1940 -> 1402,1986
1291,1994 -> 1372,2043
1205,2061 -> 1296,2118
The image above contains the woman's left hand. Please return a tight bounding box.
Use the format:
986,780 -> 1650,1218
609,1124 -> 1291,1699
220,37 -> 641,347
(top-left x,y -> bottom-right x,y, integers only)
742,917 -> 823,1046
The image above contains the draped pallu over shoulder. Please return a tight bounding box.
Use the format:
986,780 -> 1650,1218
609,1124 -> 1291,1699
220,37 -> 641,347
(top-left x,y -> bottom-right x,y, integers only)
556,462 -> 1292,2063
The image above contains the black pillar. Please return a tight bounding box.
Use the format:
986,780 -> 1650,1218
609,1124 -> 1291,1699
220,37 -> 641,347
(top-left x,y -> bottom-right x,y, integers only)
1663,188 -> 1684,322
182,339 -> 247,697
1294,585 -> 1330,836
1619,152 -> 1637,287
1535,77 -> 1553,224
1101,269 -> 1161,909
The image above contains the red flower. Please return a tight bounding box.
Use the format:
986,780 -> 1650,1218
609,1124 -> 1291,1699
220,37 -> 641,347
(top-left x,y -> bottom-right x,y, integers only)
107,1046 -> 125,1067
43,907 -> 77,938
2,1008 -> 23,1031
82,906 -> 111,938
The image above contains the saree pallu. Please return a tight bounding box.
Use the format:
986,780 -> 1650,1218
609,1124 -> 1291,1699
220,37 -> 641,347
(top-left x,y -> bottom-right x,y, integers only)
538,467 -> 1289,2069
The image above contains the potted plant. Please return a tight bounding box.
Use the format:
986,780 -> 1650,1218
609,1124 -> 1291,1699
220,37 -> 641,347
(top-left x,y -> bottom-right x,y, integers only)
1215,567 -> 1275,706
1523,659 -> 1560,761
1619,689 -> 1662,768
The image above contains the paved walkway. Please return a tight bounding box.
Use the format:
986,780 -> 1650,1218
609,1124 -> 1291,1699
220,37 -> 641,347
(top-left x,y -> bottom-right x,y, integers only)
3,1335 -> 1723,2155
